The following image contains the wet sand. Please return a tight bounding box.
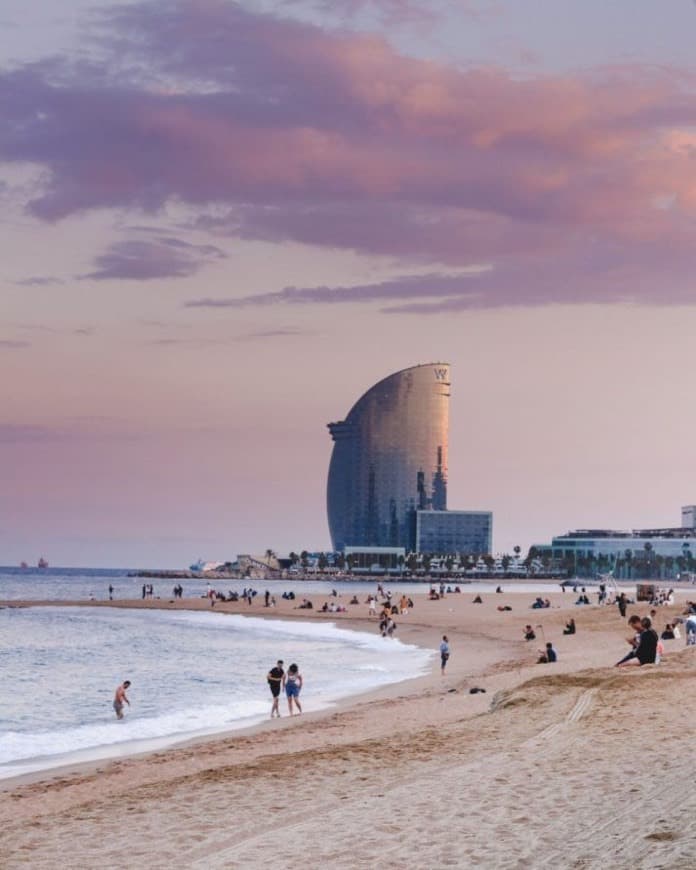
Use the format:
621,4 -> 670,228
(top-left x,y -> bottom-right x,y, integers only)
2,589 -> 696,869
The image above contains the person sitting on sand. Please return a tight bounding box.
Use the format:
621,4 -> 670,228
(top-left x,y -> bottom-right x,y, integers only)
617,617 -> 658,666
537,642 -> 557,664
685,614 -> 696,645
661,623 -> 675,640
563,618 -> 576,635
614,614 -> 643,665
473,595 -> 483,604
531,597 -> 545,609
349,595 -> 359,605
524,625 -> 536,641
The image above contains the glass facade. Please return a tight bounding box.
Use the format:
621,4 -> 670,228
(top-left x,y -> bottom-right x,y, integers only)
413,510 -> 492,555
327,363 -> 450,550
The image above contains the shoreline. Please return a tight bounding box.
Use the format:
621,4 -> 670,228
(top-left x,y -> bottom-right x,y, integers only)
4,590 -> 696,868
0,591 -> 524,789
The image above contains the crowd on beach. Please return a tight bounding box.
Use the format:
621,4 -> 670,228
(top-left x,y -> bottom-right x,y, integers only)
102,579 -> 696,734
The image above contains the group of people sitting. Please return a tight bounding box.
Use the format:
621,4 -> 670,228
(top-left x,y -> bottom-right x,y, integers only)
319,601 -> 347,612
531,597 -> 551,609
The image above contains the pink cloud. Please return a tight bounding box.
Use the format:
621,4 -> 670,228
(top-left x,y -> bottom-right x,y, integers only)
1,1 -> 696,306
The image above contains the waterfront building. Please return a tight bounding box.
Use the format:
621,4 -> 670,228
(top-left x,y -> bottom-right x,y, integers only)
550,529 -> 696,561
343,546 -> 406,574
412,510 -> 492,555
327,363 -> 450,550
538,507 -> 696,578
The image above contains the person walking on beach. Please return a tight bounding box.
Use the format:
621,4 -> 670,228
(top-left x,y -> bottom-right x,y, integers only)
440,635 -> 450,675
267,660 -> 285,718
283,663 -> 303,715
617,593 -> 627,619
113,680 -> 131,719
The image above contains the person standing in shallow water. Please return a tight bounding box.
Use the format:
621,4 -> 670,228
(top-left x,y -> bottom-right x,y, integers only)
113,680 -> 131,719
440,635 -> 450,675
283,663 -> 303,715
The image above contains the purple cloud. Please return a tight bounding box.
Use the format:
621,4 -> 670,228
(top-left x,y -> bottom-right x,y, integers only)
146,327 -> 308,345
79,236 -> 225,281
0,423 -> 61,442
0,1 -> 695,307
13,276 -> 64,287
185,272 -> 487,308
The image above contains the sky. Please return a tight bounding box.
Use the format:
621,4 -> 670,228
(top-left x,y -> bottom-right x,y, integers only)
2,0 -> 696,568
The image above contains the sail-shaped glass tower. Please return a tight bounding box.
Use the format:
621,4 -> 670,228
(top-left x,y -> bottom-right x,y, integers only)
327,363 -> 450,551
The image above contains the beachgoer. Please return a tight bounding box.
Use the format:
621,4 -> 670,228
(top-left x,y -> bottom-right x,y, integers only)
617,617 -> 658,666
108,584 -> 114,600
440,635 -> 450,675
524,625 -> 536,641
113,680 -> 131,719
283,663 -> 303,715
615,615 -> 643,665
617,593 -> 627,618
473,595 -> 483,604
538,642 -> 557,663
635,617 -> 659,665
267,660 -> 285,718
563,618 -> 576,635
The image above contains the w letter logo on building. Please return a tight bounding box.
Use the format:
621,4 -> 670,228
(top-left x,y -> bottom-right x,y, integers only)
434,368 -> 448,381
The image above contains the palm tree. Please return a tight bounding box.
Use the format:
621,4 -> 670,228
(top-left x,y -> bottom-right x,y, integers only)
643,542 -> 653,579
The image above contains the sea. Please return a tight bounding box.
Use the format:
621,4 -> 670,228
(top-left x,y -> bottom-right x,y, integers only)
0,567 -> 438,781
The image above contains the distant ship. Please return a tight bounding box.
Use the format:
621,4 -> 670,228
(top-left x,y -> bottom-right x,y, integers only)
37,557 -> 49,569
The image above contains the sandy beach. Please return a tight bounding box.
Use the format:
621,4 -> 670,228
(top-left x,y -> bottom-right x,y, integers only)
2,588 -> 696,869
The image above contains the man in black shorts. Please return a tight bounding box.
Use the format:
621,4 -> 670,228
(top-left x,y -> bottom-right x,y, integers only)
267,660 -> 284,718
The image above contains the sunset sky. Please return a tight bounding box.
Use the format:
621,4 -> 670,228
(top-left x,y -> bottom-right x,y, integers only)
2,0 -> 696,567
